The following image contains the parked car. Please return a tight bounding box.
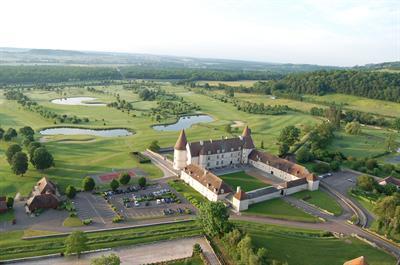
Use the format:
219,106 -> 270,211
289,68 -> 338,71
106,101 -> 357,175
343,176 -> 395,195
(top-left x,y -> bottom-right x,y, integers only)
156,199 -> 161,205
134,201 -> 140,207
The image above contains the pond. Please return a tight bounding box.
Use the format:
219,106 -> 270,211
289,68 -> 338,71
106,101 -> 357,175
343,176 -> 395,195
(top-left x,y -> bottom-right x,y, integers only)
51,97 -> 106,106
153,115 -> 214,131
39,128 -> 132,137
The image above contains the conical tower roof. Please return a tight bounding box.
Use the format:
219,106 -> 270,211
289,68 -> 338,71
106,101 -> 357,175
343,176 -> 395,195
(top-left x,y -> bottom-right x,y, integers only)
242,125 -> 251,137
343,256 -> 369,265
242,126 -> 255,149
174,130 -> 187,150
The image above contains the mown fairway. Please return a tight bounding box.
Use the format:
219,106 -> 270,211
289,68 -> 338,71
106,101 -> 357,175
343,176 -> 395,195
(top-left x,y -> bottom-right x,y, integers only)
304,93 -> 400,118
237,221 -> 397,265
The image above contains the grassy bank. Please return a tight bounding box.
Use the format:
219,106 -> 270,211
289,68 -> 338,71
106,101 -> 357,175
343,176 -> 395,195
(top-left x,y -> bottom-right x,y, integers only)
243,198 -> 320,222
0,221 -> 202,261
291,190 -> 342,216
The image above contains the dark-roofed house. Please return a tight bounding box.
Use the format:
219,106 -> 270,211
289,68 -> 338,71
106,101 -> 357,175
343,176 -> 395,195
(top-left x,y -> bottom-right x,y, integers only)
26,177 -> 60,213
378,176 -> 400,189
172,126 -> 319,211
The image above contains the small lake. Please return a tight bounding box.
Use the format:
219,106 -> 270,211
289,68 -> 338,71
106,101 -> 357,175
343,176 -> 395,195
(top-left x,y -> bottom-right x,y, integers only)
39,128 -> 132,137
51,97 -> 106,106
153,115 -> 214,131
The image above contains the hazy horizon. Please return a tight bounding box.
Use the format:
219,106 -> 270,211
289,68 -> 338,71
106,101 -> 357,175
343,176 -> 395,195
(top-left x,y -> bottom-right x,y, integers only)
1,0 -> 399,66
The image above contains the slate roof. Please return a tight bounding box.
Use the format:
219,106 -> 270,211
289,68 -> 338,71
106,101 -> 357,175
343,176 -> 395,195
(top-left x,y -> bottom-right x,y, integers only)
36,177 -> 57,195
248,150 -> 318,181
379,176 -> 400,187
189,137 -> 245,156
174,130 -> 188,151
183,164 -> 232,195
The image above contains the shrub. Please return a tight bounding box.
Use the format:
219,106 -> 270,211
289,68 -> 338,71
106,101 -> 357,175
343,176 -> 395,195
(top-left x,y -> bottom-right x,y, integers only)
110,179 -> 119,191
329,161 -> 340,171
65,185 -> 77,199
193,243 -> 202,255
296,147 -> 312,163
6,197 -> 14,208
112,215 -> 124,223
148,140 -> 160,152
82,218 -> 93,225
356,175 -> 376,192
69,212 -> 77,217
83,176 -> 95,191
313,163 -> 331,174
131,152 -> 150,163
119,173 -> 131,185
138,177 -> 146,188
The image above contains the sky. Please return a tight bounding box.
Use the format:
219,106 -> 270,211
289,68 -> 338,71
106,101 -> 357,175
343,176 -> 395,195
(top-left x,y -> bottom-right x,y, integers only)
0,0 -> 399,66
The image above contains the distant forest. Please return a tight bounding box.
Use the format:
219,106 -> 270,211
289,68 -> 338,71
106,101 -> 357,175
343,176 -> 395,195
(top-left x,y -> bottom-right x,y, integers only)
282,70 -> 400,102
0,65 -> 399,102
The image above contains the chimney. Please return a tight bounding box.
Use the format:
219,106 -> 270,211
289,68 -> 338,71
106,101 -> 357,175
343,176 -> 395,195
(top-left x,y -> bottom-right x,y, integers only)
237,186 -> 241,193
200,140 -> 203,145
210,139 -> 213,143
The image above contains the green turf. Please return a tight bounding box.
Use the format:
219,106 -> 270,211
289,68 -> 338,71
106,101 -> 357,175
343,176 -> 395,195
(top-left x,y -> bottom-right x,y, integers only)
218,171 -> 267,192
62,216 -> 83,227
167,255 -> 204,265
291,190 -> 343,216
0,221 -> 201,261
169,180 -> 207,204
304,93 -> 400,118
243,198 -> 320,222
0,84 -> 322,197
0,209 -> 15,223
235,221 -> 396,265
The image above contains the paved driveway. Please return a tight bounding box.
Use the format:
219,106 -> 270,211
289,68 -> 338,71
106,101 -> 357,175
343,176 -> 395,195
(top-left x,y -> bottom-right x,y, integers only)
11,236 -> 219,265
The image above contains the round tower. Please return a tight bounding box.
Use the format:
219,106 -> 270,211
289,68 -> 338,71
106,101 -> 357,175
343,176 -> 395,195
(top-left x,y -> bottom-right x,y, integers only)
173,129 -> 188,170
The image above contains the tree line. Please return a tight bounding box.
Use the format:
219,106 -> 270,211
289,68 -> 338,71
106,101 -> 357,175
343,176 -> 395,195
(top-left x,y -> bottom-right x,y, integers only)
4,90 -> 90,124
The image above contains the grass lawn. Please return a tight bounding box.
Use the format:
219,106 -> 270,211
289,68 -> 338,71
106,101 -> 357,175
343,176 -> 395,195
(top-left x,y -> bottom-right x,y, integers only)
62,216 -> 83,227
218,171 -> 267,192
291,190 -> 342,216
0,209 -> 15,223
169,180 -> 207,205
328,127 -> 398,158
0,221 -> 202,261
0,84 -> 323,197
167,254 -> 204,265
304,93 -> 400,118
243,198 -> 320,222
235,221 -> 396,265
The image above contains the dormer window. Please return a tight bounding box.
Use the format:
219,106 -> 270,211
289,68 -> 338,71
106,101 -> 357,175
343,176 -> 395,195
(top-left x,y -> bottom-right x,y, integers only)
231,148 -> 234,151
217,149 -> 220,153
208,151 -> 211,155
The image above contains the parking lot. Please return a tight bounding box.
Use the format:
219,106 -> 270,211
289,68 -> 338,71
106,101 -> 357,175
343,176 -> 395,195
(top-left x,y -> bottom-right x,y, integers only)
106,182 -> 196,220
321,170 -> 359,194
74,192 -> 116,224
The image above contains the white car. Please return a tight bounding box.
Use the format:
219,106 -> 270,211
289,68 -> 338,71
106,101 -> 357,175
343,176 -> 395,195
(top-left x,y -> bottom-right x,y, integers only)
134,201 -> 140,207
156,199 -> 161,205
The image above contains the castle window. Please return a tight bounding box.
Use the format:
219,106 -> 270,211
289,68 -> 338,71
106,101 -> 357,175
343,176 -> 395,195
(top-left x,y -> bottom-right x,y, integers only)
222,154 -> 224,158
207,162 -> 210,167
207,157 -> 210,160
216,161 -> 219,165
231,154 -> 233,157
217,155 -> 219,159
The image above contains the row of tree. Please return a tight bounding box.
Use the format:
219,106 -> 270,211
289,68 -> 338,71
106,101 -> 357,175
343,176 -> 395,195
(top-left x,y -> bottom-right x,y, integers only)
4,90 -> 90,124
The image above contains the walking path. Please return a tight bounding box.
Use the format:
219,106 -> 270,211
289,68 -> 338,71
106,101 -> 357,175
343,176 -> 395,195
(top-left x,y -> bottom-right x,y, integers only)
8,236 -> 219,265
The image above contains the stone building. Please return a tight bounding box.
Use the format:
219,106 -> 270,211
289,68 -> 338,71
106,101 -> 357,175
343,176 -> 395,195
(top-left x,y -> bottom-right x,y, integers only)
173,126 -> 319,211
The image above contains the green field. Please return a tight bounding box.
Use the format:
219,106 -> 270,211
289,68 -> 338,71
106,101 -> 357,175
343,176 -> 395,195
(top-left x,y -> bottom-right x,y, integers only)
0,84 -> 322,197
197,80 -> 259,87
291,190 -> 343,216
219,171 -> 267,192
304,93 -> 400,118
243,198 -> 320,222
168,255 -> 204,265
328,127 -> 398,158
0,221 -> 202,261
236,221 -> 396,265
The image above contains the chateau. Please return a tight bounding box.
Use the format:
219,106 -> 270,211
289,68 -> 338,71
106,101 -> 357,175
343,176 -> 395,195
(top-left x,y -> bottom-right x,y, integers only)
173,126 -> 319,211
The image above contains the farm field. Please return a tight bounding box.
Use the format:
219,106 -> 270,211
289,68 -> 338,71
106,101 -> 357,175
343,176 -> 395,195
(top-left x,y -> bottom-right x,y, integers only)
236,221 -> 397,265
291,190 -> 342,216
243,198 -> 320,222
219,171 -> 267,192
